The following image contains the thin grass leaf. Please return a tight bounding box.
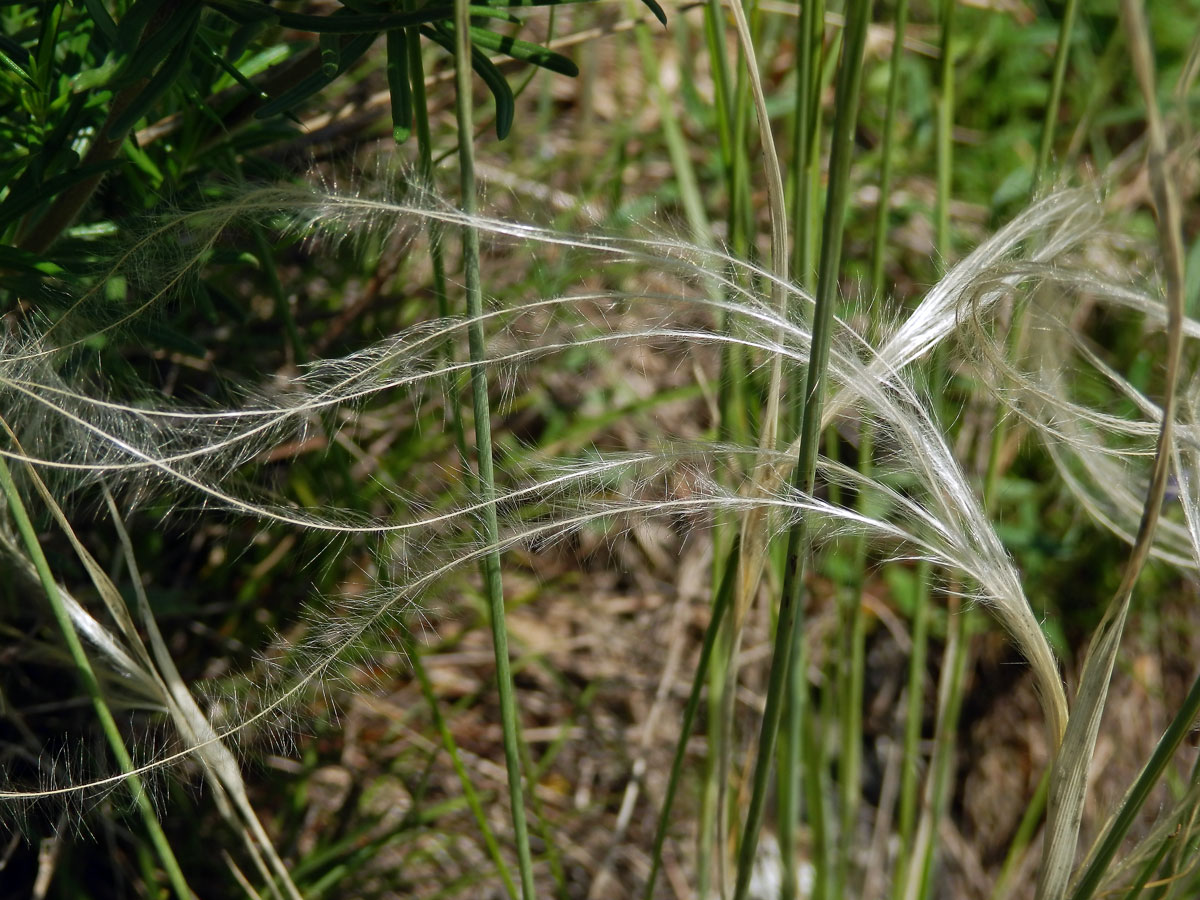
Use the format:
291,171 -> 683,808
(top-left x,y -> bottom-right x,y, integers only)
402,630 -> 520,900
0,42 -> 36,89
1068,667 -> 1200,900
1033,0 -> 1081,194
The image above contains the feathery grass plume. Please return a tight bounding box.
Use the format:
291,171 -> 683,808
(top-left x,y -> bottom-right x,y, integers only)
20,180 -> 1183,900
1,178 -> 1096,823
956,258 -> 1200,569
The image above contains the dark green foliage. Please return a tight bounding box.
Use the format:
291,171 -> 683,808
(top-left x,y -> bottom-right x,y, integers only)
0,0 -> 653,284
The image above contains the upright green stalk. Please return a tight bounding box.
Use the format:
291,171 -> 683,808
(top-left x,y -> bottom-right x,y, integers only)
702,0 -> 755,449
0,457 -> 193,900
781,10 -> 828,885
899,7 -> 963,894
451,6 -> 535,897
829,6 -> 910,895
910,598 -> 970,900
643,540 -> 739,900
832,436 -> 871,898
406,9 -> 472,477
935,0 -> 957,263
892,559 -> 931,900
730,2 -> 873,897
869,0 -> 910,294
1032,0 -> 1079,194
780,3 -> 829,894
985,0 -> 1080,505
697,1 -> 757,885
1038,3 -> 1184,897
633,14 -> 711,244
789,0 -> 824,291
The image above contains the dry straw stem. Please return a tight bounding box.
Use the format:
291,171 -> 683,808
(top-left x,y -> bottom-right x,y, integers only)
1035,1 -> 1188,898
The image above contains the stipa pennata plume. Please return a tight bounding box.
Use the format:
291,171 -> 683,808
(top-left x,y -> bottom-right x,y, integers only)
0,176 -> 1188,894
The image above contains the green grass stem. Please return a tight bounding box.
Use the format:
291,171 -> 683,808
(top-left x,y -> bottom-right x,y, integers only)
633,13 -> 711,245
868,0 -> 910,295
1157,753 -> 1200,899
988,0 -> 1080,504
911,600 -> 970,900
990,768 -> 1051,900
731,2 -> 873,897
1039,2 -> 1185,896
892,557 -> 931,900
780,7 -> 827,884
405,9 -> 472,481
777,600 -> 806,900
1120,833 -> 1176,900
1033,0 -> 1080,194
935,0 -> 957,266
451,3 -> 536,896
835,486 -> 871,897
789,0 -> 824,291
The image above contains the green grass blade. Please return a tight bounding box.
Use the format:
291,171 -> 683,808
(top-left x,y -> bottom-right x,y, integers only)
892,558 -> 931,900
1067,668 -> 1200,900
632,14 -> 711,246
789,0 -> 824,291
404,4 -> 472,480
909,605 -> 971,900
990,769 -> 1051,900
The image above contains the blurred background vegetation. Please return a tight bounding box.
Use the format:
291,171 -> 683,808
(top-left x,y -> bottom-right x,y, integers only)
1,0 -> 1198,898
